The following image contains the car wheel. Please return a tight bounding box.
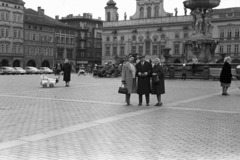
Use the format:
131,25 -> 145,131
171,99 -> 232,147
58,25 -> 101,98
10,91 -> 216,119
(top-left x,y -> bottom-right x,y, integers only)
43,84 -> 47,88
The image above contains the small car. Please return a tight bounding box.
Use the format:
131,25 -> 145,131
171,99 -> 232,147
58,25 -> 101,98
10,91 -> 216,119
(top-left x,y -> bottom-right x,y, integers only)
0,66 -> 20,75
39,67 -> 53,74
25,67 -> 41,74
14,67 -> 26,75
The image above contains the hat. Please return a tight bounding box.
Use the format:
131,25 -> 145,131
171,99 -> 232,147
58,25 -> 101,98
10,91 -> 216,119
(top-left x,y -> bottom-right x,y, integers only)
138,55 -> 145,59
128,54 -> 134,58
224,56 -> 231,63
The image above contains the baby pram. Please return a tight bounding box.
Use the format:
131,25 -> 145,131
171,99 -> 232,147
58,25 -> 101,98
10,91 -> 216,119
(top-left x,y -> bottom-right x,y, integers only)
40,75 -> 60,87
78,67 -> 86,76
232,76 -> 240,89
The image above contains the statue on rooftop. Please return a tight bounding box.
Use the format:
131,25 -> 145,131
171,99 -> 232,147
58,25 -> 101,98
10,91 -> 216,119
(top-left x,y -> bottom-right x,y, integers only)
174,8 -> 178,16
184,7 -> 187,15
116,12 -> 119,21
124,12 -> 127,20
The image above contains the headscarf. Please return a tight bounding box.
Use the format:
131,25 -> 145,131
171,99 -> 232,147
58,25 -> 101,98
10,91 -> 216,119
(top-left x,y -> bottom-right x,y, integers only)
224,56 -> 231,63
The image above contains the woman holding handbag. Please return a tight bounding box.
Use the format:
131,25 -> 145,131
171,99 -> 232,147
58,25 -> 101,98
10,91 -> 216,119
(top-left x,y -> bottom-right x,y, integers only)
121,54 -> 137,105
151,58 -> 165,106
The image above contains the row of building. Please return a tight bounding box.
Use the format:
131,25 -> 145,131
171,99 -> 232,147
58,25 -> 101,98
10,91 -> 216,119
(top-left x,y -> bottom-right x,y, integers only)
0,0 -> 240,69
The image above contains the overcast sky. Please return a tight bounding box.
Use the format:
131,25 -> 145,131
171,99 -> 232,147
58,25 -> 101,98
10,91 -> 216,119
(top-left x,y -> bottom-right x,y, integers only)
23,0 -> 236,21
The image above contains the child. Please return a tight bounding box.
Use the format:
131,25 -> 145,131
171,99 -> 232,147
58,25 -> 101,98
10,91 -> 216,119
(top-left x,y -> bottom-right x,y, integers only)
182,64 -> 187,80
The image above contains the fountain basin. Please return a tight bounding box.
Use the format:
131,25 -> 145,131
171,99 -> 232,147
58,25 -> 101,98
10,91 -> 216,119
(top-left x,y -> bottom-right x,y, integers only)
183,0 -> 220,10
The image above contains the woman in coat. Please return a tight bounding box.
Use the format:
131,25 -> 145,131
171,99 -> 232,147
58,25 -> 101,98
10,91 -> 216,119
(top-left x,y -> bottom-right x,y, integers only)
62,59 -> 72,87
121,55 -> 137,105
151,58 -> 165,106
220,56 -> 232,95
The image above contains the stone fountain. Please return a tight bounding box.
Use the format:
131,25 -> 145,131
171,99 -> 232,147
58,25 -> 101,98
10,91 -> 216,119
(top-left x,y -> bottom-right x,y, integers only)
183,0 -> 220,63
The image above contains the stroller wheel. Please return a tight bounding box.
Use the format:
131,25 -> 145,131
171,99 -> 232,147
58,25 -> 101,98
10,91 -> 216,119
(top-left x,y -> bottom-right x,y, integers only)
49,83 -> 54,87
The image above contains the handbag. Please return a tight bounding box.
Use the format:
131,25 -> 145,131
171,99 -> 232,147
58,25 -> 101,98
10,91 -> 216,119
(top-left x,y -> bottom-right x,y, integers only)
118,84 -> 128,94
154,75 -> 160,84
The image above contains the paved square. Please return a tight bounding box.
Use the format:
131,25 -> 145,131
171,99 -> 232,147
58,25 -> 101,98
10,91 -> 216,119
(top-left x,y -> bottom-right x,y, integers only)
0,74 -> 240,160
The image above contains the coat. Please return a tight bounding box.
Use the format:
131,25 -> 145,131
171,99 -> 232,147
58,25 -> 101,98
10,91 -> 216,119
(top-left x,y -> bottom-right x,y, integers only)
151,64 -> 165,95
63,63 -> 72,82
121,62 -> 137,94
136,61 -> 152,94
220,62 -> 232,84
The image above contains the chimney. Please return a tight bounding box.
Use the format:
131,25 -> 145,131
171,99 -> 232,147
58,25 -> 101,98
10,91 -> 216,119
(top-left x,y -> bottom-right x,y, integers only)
41,9 -> 44,15
55,15 -> 59,20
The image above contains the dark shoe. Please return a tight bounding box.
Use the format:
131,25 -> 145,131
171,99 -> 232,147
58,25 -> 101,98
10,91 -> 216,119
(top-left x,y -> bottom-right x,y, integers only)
155,103 -> 159,106
222,93 -> 229,96
146,104 -> 149,106
138,104 -> 142,106
126,103 -> 132,106
158,103 -> 162,106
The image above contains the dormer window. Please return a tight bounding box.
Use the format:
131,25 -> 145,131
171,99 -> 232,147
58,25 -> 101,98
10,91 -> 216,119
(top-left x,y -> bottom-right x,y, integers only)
140,7 -> 144,19
132,35 -> 136,41
147,7 -> 152,18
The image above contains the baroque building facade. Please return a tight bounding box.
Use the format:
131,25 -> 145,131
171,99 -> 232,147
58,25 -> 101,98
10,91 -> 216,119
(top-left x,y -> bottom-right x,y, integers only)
59,13 -> 103,67
0,0 -> 25,67
102,0 -> 240,64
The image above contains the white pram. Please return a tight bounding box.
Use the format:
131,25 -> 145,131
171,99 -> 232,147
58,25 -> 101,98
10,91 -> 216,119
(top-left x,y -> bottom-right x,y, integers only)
40,75 -> 60,87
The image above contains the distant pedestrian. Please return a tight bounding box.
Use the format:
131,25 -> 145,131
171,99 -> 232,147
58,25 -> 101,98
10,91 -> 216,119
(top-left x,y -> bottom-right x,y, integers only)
151,58 -> 165,106
55,62 -> 62,75
136,55 -> 152,106
62,59 -> 72,87
182,63 -> 187,80
220,57 -> 232,95
121,54 -> 137,105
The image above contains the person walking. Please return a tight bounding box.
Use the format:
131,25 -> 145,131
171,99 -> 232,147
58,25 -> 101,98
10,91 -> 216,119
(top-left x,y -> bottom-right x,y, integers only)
55,62 -> 62,76
136,55 -> 152,106
121,55 -> 137,106
151,58 -> 165,106
62,59 -> 72,87
182,63 -> 187,80
220,56 -> 232,96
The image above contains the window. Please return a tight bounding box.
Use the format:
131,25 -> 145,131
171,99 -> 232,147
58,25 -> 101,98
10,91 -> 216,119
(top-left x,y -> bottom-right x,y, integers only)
106,45 -> 110,56
1,44 -> 4,53
87,32 -> 91,38
87,42 -> 91,47
121,36 -> 124,41
18,15 -> 21,22
1,28 -> 4,37
70,38 -> 73,45
61,37 -> 65,44
107,12 -> 111,22
113,36 -> 117,41
146,42 -> 150,55
147,7 -> 152,18
154,6 -> 159,17
97,43 -> 101,48
86,52 -> 90,57
14,30 -> 17,38
132,35 -> 136,41
33,33 -> 36,41
5,12 -> 9,21
174,43 -> 180,54
49,48 -> 53,56
113,45 -> 117,56
106,37 -> 110,41
18,30 -> 21,38
160,45 -> 165,55
184,32 -> 188,38
27,46 -> 30,55
220,45 -> 224,53
220,29 -> 224,39
120,45 -> 125,56
56,37 -> 60,43
66,38 -> 69,45
161,34 -> 165,40
96,33 -> 101,38
13,45 -> 16,53
140,7 -> 144,18
18,45 -> 21,54
153,45 -> 158,55
38,34 -> 41,41
5,28 -> 9,37
67,51 -> 73,59
132,45 -> 136,53
235,29 -> 239,39
13,14 -> 17,22
1,12 -> 4,20
139,45 -> 143,55
234,44 -> 239,53
227,45 -> 231,53
175,33 -> 180,39
227,29 -> 232,39
6,44 -> 9,53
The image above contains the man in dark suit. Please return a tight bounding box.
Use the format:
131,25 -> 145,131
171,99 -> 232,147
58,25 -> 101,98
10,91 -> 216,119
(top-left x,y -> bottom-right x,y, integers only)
136,55 -> 152,106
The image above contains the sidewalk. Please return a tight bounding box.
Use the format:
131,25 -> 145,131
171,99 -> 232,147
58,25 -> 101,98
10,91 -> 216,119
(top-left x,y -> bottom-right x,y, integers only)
0,74 -> 240,160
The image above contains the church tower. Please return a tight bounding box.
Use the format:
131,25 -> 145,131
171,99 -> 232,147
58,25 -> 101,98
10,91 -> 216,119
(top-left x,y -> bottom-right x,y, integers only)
105,0 -> 118,22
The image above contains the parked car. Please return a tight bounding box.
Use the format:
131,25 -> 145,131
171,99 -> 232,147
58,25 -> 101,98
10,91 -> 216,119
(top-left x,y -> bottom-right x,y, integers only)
25,67 -> 41,74
0,66 -> 20,75
14,67 -> 27,75
39,67 -> 53,74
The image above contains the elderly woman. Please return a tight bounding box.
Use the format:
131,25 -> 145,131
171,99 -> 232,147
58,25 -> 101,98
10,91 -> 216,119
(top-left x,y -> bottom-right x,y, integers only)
220,56 -> 232,96
62,59 -> 72,87
151,58 -> 165,106
121,55 -> 137,105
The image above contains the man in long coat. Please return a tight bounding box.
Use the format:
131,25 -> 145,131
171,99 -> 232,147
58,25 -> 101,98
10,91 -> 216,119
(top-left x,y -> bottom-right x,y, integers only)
136,55 -> 152,106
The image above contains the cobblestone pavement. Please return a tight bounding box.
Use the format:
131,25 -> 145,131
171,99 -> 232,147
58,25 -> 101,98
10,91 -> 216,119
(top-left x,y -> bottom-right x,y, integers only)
0,74 -> 240,160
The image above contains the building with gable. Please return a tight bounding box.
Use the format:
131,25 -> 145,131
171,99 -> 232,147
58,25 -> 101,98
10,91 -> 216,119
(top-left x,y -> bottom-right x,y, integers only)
102,0 -> 240,64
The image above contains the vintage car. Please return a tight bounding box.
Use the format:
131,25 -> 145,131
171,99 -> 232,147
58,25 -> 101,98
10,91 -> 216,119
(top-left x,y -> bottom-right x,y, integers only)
25,67 -> 41,74
14,67 -> 27,75
0,66 -> 20,75
39,67 -> 53,74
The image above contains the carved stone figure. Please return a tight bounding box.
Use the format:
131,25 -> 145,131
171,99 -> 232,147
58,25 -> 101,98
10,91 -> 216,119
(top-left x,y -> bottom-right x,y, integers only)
174,8 -> 178,17
192,8 -> 204,34
204,8 -> 214,35
184,7 -> 187,15
116,12 -> 119,21
124,12 -> 127,20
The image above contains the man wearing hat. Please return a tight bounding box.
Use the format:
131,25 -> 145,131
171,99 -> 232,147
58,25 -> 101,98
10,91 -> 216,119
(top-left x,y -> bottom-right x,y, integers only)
136,55 -> 153,106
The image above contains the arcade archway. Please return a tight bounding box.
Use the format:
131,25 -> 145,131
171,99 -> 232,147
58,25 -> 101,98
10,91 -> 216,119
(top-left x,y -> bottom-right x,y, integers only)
232,59 -> 240,64
41,60 -> 50,67
27,60 -> 36,67
1,59 -> 9,66
13,60 -> 20,67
